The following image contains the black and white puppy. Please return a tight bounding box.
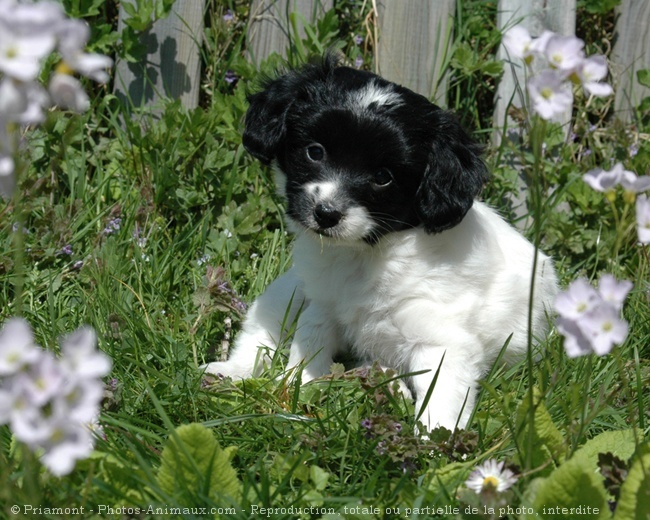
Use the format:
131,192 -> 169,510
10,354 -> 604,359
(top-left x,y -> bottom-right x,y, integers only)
203,54 -> 558,432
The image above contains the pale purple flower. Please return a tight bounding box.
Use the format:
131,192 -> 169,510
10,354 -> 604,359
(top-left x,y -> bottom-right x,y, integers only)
529,30 -> 555,56
60,244 -> 73,255
544,34 -> 585,73
222,9 -> 234,22
636,195 -> 650,244
0,77 -> 48,125
103,217 -> 121,235
0,319 -> 112,476
598,274 -> 633,311
527,69 -> 573,120
39,414 -> 94,476
466,459 -> 518,493
576,303 -> 628,356
579,55 -> 613,97
353,34 -> 364,46
60,327 -> 111,380
620,170 -> 650,193
0,318 -> 40,375
583,163 -> 626,192
556,317 -> 593,358
14,350 -> 65,406
55,19 -> 113,83
554,278 -> 600,320
49,73 -> 90,112
0,13 -> 58,81
502,25 -> 533,60
555,276 -> 631,357
0,154 -> 14,198
354,55 -> 364,69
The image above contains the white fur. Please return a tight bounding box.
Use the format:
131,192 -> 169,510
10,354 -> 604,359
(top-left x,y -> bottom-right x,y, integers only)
351,81 -> 402,110
203,201 -> 558,432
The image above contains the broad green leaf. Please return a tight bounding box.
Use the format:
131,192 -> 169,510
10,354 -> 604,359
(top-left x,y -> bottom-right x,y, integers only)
532,458 -> 611,519
637,69 -> 650,88
529,430 -> 639,520
614,442 -> 650,520
310,465 -> 330,491
516,388 -> 566,474
426,460 -> 475,504
157,423 -> 241,502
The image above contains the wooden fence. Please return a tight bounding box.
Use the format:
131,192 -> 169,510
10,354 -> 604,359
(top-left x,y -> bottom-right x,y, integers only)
114,0 -> 649,123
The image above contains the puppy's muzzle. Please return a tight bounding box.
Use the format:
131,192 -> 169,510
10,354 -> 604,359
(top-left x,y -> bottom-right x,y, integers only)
314,202 -> 343,229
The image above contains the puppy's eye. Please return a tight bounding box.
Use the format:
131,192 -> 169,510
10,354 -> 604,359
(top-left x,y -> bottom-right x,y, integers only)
306,144 -> 325,162
372,168 -> 393,187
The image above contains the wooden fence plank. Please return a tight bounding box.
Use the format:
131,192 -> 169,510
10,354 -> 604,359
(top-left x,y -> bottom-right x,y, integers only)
114,0 -> 205,112
375,0 -> 455,104
246,0 -> 334,66
612,0 -> 650,119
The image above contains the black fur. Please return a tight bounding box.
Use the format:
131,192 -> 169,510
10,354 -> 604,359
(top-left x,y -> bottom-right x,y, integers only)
243,54 -> 489,236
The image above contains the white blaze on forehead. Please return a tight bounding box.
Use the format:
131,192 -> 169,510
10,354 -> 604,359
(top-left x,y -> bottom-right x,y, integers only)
351,81 -> 402,110
304,180 -> 339,201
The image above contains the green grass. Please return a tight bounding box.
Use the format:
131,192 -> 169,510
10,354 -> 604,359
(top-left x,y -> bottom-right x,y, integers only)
1,0 -> 649,519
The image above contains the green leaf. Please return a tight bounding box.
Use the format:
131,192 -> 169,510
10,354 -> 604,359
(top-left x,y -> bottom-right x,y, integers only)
516,388 -> 566,474
425,460 -> 475,504
636,69 -> 650,88
310,465 -> 330,491
157,423 -> 241,502
614,441 -> 650,520
528,430 -> 639,520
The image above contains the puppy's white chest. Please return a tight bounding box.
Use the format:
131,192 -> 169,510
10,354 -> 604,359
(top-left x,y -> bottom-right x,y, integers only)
292,235 -> 405,359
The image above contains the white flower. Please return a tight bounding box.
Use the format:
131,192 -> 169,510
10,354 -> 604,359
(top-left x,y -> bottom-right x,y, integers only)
529,30 -> 555,56
0,78 -> 49,124
598,274 -> 633,311
49,73 -> 90,112
0,319 -> 111,476
39,415 -> 94,476
583,163 -> 629,192
502,26 -> 533,60
0,1 -> 63,81
544,34 -> 585,73
0,318 -> 40,375
56,19 -> 113,83
576,303 -> 629,356
554,278 -> 600,320
555,276 -> 632,358
466,459 -> 518,493
579,55 -> 613,97
60,326 -> 111,379
527,69 -> 573,120
620,170 -> 650,194
636,194 -> 650,244
14,350 -> 65,407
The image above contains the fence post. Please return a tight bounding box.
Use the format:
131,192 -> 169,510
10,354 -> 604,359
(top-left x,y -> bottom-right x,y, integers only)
114,0 -> 205,113
246,0 -> 333,66
375,0 -> 455,104
612,0 -> 650,119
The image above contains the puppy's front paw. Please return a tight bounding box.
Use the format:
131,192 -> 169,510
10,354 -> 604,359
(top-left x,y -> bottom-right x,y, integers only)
200,361 -> 249,379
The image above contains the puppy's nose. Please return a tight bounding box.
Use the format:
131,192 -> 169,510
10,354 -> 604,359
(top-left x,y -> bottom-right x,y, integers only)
314,202 -> 342,229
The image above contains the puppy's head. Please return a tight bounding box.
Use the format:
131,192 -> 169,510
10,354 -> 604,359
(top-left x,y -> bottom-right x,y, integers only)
243,54 -> 488,243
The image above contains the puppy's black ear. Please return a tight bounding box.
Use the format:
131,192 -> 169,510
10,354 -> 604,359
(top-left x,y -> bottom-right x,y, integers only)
416,112 -> 489,233
242,79 -> 295,165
